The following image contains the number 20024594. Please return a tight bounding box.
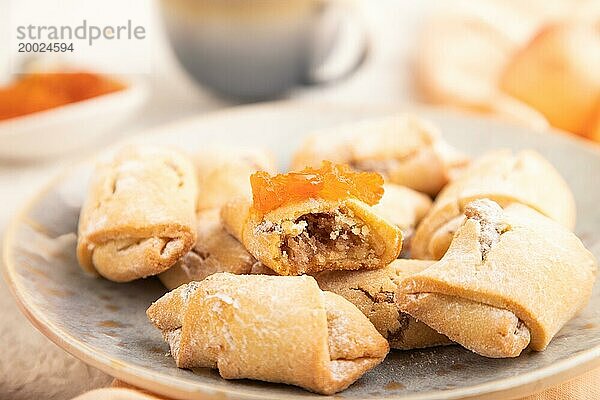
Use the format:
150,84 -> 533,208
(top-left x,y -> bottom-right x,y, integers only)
18,42 -> 74,52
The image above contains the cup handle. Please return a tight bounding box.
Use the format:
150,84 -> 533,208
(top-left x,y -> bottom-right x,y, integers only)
303,3 -> 369,85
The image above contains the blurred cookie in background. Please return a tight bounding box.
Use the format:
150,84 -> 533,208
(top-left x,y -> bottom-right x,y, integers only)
415,0 -> 600,142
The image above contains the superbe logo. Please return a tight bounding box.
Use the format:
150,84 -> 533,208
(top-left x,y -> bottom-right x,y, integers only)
16,20 -> 147,46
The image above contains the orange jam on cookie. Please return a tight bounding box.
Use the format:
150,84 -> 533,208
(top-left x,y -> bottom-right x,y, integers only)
250,161 -> 384,214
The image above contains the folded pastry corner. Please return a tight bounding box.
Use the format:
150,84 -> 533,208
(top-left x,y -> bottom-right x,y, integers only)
291,115 -> 469,196
77,146 -> 198,282
221,163 -> 402,276
412,150 -> 576,260
316,259 -> 451,350
158,209 -> 257,290
398,199 -> 597,358
398,292 -> 530,358
373,183 -> 432,256
147,273 -> 389,395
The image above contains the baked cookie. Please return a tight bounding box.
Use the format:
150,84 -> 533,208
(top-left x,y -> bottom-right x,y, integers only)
316,259 -> 450,350
373,183 -> 432,256
193,146 -> 276,210
291,115 -> 468,196
77,146 -> 197,282
412,150 -> 575,260
159,147 -> 275,288
147,273 -> 389,395
158,209 -> 258,290
221,163 -> 402,275
398,199 -> 597,358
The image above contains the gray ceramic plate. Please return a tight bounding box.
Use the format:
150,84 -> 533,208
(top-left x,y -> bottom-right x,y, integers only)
4,102 -> 600,400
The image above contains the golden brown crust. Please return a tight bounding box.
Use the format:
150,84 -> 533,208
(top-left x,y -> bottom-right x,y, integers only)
398,199 -> 597,357
316,260 -> 451,350
426,215 -> 464,260
412,150 -> 576,260
147,273 -> 389,395
398,292 -> 530,358
373,184 -> 432,256
193,147 -> 276,211
158,209 -> 257,290
291,115 -> 468,196
373,184 -> 432,234
221,197 -> 403,276
77,146 -> 197,282
158,147 -> 275,288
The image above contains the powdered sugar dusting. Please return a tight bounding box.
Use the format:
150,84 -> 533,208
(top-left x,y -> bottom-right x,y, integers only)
179,281 -> 201,303
464,199 -> 506,260
164,328 -> 182,360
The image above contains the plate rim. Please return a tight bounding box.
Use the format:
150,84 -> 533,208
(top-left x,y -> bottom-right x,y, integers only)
3,100 -> 600,400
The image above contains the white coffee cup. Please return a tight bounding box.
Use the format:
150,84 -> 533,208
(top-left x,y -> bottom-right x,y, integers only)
160,0 -> 368,100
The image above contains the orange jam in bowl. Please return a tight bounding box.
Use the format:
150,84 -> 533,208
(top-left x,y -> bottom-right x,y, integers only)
0,72 -> 126,121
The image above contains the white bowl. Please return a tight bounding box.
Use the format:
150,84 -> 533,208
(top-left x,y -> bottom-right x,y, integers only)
0,76 -> 148,161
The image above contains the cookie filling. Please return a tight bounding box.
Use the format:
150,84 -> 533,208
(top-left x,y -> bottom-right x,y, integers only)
278,209 -> 381,274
